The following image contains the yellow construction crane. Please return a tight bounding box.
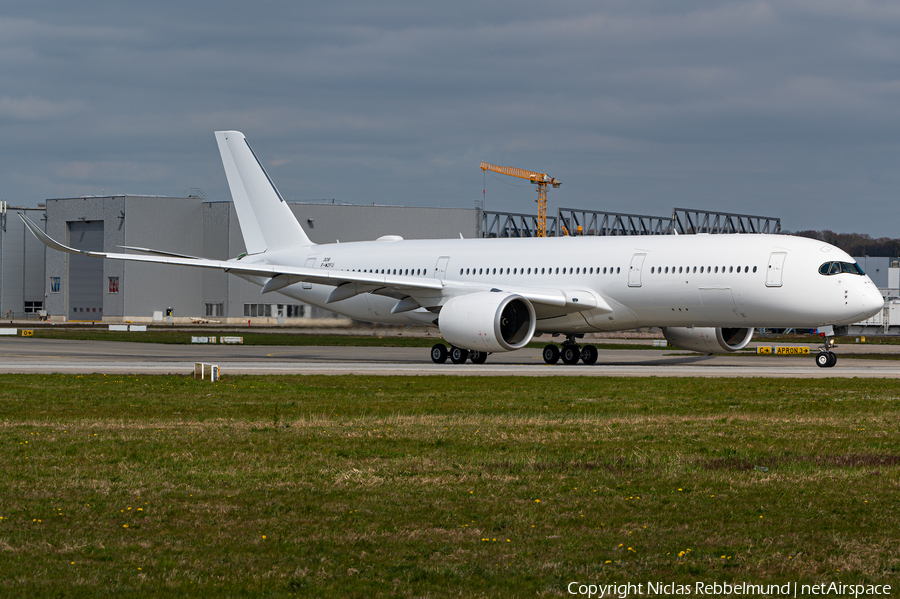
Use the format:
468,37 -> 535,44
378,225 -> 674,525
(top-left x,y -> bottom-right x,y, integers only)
479,162 -> 560,237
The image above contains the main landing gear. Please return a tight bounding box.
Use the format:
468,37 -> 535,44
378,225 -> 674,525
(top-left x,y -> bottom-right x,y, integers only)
431,344 -> 488,365
815,336 -> 838,368
542,335 -> 598,366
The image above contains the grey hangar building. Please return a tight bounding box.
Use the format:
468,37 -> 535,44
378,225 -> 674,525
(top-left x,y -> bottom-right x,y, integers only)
2,197 -> 898,328
0,196 -> 476,323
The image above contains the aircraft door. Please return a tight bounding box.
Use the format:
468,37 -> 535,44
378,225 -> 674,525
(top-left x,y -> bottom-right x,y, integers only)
434,256 -> 450,279
766,252 -> 786,287
302,257 -> 316,289
628,253 -> 646,287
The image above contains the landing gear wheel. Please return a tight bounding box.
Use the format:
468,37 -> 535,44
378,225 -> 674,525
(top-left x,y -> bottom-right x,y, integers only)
449,346 -> 468,364
430,344 -> 448,364
580,344 -> 598,365
816,336 -> 838,368
561,345 -> 581,365
470,351 -> 488,364
542,344 -> 560,364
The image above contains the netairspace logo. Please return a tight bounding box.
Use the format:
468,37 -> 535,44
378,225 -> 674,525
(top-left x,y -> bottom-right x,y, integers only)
566,581 -> 893,598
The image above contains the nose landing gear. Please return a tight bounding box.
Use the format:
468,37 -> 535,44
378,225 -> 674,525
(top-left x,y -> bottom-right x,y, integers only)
815,336 -> 838,368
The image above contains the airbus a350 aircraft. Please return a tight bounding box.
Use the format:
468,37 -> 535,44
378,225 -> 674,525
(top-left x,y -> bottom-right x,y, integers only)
20,131 -> 884,368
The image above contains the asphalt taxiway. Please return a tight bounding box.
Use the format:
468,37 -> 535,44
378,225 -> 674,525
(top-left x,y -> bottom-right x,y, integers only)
1,338 -> 898,377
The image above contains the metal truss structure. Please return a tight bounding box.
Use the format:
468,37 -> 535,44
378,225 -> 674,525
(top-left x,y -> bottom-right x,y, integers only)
557,208 -> 672,237
481,206 -> 781,238
482,211 -> 560,238
671,208 -> 781,235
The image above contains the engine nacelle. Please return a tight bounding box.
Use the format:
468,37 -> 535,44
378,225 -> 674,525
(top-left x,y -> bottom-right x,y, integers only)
662,327 -> 754,353
439,292 -> 536,352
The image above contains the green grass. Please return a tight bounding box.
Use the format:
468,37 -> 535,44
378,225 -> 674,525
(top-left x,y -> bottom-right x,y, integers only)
13,328 -> 668,351
23,329 -> 442,347
1,375 -> 899,597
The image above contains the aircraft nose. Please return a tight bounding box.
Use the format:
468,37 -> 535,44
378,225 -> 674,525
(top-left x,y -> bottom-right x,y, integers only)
860,281 -> 884,318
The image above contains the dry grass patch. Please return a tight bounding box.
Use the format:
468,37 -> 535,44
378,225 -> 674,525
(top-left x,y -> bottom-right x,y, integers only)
1,374 -> 899,597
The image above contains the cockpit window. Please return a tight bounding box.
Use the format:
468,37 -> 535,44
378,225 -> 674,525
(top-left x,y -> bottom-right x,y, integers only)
819,261 -> 865,276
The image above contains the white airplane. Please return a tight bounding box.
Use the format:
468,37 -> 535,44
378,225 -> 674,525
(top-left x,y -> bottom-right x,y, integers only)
20,131 -> 884,368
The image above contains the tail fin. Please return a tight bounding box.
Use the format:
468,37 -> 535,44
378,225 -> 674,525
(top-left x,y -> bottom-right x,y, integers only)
215,131 -> 313,253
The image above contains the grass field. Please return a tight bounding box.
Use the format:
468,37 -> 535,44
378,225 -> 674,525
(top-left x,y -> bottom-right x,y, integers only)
1,375 -> 898,597
10,328 -> 672,352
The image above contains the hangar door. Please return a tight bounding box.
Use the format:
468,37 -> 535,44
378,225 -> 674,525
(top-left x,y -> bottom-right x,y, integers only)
68,221 -> 104,321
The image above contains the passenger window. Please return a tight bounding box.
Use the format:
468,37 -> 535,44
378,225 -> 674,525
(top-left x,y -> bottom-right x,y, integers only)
616,267 -> 620,274
693,266 -> 697,273
602,267 -> 606,274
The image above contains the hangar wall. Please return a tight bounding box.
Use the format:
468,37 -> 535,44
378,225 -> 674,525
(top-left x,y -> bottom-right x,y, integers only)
0,206 -> 47,318
35,196 -> 478,322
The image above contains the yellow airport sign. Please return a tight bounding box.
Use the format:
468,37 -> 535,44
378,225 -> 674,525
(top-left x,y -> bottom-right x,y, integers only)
757,346 -> 809,355
21,330 -> 33,337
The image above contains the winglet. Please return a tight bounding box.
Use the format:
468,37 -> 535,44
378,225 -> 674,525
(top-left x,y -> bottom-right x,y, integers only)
18,213 -> 98,256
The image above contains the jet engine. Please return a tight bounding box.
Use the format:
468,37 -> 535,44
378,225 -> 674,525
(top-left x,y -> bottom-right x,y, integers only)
439,292 -> 536,352
662,327 -> 754,353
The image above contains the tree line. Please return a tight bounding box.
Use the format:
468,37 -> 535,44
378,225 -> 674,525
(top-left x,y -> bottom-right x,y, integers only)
788,230 -> 900,257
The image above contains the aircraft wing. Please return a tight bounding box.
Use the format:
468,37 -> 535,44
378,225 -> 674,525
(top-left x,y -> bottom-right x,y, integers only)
19,213 -> 607,315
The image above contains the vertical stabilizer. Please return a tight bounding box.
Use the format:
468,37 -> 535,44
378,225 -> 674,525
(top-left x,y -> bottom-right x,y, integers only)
215,131 -> 312,253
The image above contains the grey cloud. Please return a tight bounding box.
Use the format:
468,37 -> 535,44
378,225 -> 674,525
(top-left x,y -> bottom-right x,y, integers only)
1,1 -> 899,235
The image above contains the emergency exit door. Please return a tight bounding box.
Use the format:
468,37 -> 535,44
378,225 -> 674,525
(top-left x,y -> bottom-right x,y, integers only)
628,253 -> 646,287
302,257 -> 316,289
434,256 -> 450,279
766,252 -> 786,287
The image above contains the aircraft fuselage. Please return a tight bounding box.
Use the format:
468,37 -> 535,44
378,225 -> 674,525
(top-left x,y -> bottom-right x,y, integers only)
249,232 -> 882,333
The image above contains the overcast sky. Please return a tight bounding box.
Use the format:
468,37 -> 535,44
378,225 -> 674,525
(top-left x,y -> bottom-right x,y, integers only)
2,1 -> 900,236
